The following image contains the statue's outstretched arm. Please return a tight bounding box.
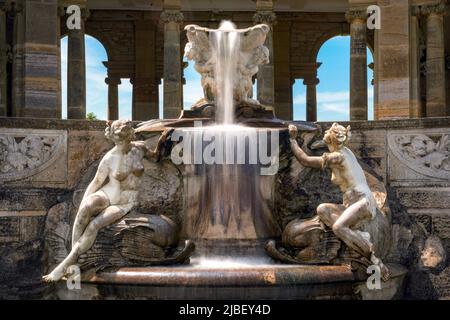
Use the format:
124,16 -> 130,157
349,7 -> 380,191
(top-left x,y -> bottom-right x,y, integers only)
289,125 -> 323,169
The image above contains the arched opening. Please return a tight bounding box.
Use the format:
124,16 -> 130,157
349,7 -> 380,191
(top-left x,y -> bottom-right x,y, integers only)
60,35 -> 109,120
296,35 -> 374,121
118,79 -> 133,119
293,80 -> 307,120
182,60 -> 203,110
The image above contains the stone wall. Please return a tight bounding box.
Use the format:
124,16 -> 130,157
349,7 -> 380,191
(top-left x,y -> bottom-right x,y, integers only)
0,117 -> 449,299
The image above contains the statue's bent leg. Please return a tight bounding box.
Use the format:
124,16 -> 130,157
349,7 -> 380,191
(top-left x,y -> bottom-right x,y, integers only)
316,203 -> 346,229
71,191 -> 109,247
330,199 -> 390,281
331,198 -> 373,258
43,204 -> 130,283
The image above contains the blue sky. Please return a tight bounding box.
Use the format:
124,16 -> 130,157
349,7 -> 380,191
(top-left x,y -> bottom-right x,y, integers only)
61,35 -> 373,121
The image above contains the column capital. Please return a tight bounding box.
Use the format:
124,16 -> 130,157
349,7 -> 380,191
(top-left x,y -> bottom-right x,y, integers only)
345,8 -> 367,23
254,0 -> 275,11
303,77 -> 320,86
253,11 -> 277,25
3,0 -> 23,14
81,8 -> 90,20
421,2 -> 447,17
160,10 -> 184,23
105,77 -> 121,86
411,5 -> 421,17
57,6 -> 66,17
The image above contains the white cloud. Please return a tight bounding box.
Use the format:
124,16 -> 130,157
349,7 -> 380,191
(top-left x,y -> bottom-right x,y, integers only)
293,90 -> 350,105
319,102 -> 350,115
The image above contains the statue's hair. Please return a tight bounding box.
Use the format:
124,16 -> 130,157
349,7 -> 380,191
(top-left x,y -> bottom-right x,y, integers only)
105,119 -> 135,142
324,122 -> 351,146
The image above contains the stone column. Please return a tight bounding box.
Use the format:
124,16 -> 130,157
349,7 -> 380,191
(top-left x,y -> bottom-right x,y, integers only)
106,77 -> 120,120
16,0 -> 60,118
56,7 -> 65,119
133,19 -> 159,120
161,8 -> 183,119
304,77 -> 319,122
67,9 -> 88,119
11,0 -> 25,117
273,20 -> 293,120
0,4 -> 7,116
253,0 -> 276,106
410,6 -> 423,118
346,8 -> 368,120
422,2 -> 447,117
374,0 -> 411,119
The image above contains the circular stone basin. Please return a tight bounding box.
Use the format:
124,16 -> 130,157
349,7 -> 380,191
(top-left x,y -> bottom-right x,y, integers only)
56,263 -> 407,300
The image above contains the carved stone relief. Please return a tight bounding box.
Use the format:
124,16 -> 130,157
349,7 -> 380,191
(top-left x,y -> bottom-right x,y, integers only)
0,129 -> 67,183
388,130 -> 450,180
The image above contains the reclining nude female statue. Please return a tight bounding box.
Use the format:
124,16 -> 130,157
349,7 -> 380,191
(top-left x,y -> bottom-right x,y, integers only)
267,123 -> 391,281
43,120 -> 170,282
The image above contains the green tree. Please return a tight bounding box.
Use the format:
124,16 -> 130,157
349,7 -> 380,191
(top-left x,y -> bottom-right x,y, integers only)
86,112 -> 98,121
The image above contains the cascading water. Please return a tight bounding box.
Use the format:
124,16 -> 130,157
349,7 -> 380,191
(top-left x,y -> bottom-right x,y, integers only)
211,21 -> 240,124
177,21 -> 281,260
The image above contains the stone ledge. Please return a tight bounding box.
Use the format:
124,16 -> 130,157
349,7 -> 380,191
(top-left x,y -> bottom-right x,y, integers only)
1,116 -> 449,132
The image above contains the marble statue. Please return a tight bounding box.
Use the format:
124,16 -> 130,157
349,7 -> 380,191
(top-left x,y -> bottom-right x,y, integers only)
266,123 -> 392,281
42,120 -> 171,282
184,23 -> 270,107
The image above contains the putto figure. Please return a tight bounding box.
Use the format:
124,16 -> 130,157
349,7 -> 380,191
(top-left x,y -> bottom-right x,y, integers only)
42,120 -> 170,282
183,22 -> 269,106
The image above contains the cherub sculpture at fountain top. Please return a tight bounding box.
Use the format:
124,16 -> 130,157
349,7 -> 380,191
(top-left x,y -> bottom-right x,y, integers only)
184,22 -> 270,109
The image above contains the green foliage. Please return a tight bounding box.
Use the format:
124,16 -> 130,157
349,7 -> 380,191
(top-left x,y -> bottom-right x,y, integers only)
86,112 -> 98,121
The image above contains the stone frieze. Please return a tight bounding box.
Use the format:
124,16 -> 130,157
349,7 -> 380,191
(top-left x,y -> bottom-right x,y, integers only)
388,131 -> 450,180
0,129 -> 67,182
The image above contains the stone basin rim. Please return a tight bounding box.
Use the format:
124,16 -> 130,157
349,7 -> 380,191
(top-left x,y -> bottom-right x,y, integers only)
80,263 -> 406,287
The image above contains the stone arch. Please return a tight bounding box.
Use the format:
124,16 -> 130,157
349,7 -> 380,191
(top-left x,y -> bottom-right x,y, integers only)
60,29 -> 112,61
310,24 -> 375,63
310,25 -> 349,63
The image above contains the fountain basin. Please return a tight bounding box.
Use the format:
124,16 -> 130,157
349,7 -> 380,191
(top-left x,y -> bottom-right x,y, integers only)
56,263 -> 406,300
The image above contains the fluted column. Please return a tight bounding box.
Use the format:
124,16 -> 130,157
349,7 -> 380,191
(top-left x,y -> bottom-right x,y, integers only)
67,9 -> 88,119
161,9 -> 183,119
346,8 -> 368,120
304,77 -> 319,122
422,2 -> 447,117
410,6 -> 423,118
253,2 -> 276,107
106,77 -> 120,120
0,4 -> 7,116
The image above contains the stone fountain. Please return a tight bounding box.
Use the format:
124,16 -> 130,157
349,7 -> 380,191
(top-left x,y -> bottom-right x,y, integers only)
47,21 -> 407,300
